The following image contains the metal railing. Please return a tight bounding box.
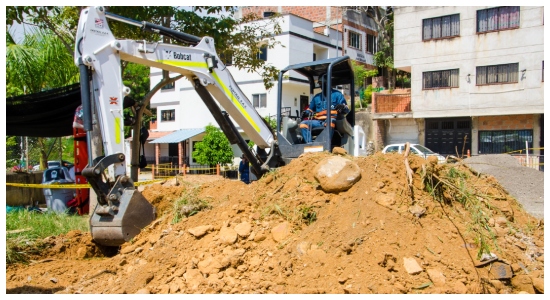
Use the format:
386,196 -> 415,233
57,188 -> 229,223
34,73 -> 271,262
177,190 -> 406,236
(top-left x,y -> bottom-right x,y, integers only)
150,163 -> 240,179
507,147 -> 544,171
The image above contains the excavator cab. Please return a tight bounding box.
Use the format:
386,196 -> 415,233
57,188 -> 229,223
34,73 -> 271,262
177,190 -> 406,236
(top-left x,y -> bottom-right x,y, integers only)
275,56 -> 357,164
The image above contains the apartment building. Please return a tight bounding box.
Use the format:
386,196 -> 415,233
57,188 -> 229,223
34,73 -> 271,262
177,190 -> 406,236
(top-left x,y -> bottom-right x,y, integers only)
376,6 -> 543,157
146,7 -> 379,167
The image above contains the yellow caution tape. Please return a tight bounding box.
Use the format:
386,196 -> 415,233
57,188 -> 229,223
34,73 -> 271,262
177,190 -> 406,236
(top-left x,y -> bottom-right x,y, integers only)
134,179 -> 164,186
6,179 -> 164,189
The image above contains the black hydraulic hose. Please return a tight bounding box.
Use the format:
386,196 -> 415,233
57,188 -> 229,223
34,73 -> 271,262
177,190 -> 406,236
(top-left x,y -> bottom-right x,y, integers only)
78,57 -> 92,132
105,11 -> 201,45
141,22 -> 201,45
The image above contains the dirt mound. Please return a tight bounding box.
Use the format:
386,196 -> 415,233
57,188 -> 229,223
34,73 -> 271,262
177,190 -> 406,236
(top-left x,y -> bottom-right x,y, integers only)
6,152 -> 544,294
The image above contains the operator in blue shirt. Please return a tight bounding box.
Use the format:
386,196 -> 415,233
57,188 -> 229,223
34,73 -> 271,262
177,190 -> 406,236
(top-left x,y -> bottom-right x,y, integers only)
299,74 -> 349,143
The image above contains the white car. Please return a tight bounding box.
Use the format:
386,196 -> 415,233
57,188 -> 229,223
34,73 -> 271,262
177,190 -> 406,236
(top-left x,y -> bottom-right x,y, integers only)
33,160 -> 72,171
382,143 -> 446,163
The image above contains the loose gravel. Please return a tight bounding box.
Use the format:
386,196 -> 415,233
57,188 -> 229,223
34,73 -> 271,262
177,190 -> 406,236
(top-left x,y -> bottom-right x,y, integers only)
462,154 -> 544,220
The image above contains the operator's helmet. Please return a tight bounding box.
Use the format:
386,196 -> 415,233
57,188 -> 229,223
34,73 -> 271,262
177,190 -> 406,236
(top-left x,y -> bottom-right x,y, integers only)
318,74 -> 328,92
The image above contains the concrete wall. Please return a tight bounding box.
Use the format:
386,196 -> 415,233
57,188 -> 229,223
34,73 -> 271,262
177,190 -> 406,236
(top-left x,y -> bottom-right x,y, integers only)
6,172 -> 46,206
394,6 -> 544,119
385,118 -> 420,145
354,111 -> 373,144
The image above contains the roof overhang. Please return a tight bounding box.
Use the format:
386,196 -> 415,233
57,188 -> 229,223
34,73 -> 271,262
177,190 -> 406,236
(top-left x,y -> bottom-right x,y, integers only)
149,128 -> 205,144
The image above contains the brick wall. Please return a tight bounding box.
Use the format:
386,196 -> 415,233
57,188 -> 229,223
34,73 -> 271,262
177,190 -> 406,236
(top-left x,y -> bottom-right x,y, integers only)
478,115 -> 534,131
373,94 -> 411,113
242,6 -> 336,23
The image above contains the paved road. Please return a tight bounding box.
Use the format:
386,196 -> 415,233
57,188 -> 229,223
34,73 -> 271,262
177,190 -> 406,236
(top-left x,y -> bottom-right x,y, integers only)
463,154 -> 544,220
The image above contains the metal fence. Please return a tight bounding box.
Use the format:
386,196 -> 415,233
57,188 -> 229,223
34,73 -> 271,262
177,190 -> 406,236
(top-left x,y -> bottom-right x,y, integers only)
507,147 -> 544,171
510,154 -> 544,171
150,163 -> 240,179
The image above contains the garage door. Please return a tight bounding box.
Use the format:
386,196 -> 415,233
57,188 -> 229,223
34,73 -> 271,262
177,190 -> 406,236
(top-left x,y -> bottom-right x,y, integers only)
425,118 -> 471,156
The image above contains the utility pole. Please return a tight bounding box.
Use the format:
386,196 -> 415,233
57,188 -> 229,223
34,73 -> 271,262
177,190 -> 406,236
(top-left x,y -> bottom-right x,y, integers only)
59,137 -> 63,163
25,137 -> 29,170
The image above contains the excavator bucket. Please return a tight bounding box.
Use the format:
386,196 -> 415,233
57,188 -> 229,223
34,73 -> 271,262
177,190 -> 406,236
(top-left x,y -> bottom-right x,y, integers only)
90,189 -> 156,247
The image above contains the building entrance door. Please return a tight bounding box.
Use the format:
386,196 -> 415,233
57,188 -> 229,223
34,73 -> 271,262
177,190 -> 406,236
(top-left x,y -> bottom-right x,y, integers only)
425,117 -> 471,156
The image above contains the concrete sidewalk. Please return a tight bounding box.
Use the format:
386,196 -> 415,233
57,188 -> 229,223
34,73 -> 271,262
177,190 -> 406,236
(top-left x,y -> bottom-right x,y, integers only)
463,154 -> 544,220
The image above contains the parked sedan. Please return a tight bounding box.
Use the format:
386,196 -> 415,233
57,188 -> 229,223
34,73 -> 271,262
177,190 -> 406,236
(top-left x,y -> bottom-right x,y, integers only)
382,143 -> 446,163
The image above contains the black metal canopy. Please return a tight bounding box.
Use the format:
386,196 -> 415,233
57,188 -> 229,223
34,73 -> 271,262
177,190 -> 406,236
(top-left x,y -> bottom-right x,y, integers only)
281,55 -> 354,87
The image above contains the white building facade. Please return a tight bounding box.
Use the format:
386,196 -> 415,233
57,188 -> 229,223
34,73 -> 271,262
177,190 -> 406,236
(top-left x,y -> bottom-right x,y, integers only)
392,6 -> 544,156
147,7 -> 378,167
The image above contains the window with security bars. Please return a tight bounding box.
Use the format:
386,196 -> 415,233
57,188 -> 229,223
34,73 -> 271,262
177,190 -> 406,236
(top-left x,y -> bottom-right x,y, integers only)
161,82 -> 175,90
257,45 -> 267,61
427,121 -> 439,130
441,121 -> 454,130
423,14 -> 460,40
220,51 -> 233,66
348,31 -> 361,50
457,121 -> 470,129
479,130 -> 533,153
161,109 -> 175,122
477,7 -> 520,33
252,93 -> 267,108
476,63 -> 518,85
423,69 -> 459,89
367,34 -> 376,53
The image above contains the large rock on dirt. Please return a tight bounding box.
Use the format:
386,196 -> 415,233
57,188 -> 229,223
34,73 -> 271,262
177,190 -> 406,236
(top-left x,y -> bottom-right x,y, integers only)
198,255 -> 223,275
403,257 -> 423,275
184,269 -> 205,291
188,225 -> 213,238
234,222 -> 252,238
375,193 -> 396,208
511,275 -> 535,294
313,156 -> 361,193
532,277 -> 544,293
271,222 -> 291,242
426,268 -> 446,286
219,227 -> 238,245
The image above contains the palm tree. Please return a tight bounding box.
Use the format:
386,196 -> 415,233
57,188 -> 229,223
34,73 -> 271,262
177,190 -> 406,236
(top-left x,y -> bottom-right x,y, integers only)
6,27 -> 79,169
6,27 -> 78,95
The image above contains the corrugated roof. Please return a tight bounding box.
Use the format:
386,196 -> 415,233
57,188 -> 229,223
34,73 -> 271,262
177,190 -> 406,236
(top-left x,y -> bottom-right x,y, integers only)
149,128 -> 205,144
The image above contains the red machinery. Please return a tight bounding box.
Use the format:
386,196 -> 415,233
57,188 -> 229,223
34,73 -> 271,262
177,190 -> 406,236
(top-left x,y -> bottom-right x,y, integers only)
67,105 -> 89,215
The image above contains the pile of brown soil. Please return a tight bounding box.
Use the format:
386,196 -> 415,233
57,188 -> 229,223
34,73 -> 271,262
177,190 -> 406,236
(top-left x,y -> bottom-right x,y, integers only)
5,152 -> 544,294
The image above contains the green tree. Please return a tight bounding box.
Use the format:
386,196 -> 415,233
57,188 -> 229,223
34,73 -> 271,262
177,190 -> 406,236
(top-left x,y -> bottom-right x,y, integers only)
263,115 -> 277,131
6,27 -> 79,169
6,137 -> 21,169
192,125 -> 234,167
345,6 -> 410,90
351,61 -> 378,108
6,6 -> 282,90
6,27 -> 78,96
369,7 -> 396,90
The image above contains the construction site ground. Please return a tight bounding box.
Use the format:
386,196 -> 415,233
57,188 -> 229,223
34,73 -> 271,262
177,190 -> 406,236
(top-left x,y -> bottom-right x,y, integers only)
5,151 -> 545,294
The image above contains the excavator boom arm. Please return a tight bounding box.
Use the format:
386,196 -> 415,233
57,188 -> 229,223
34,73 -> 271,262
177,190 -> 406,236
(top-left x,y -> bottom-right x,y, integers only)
74,6 -> 281,246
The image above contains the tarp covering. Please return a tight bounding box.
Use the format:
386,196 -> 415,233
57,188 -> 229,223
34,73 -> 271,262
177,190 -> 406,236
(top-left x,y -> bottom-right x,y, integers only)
6,83 -> 81,137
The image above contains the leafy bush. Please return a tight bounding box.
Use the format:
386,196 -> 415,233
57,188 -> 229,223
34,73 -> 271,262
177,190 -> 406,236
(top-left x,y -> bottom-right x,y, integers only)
192,124 -> 234,167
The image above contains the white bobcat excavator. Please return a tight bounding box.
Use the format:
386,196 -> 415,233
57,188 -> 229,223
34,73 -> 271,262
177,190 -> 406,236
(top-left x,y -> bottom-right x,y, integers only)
75,6 -> 366,246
